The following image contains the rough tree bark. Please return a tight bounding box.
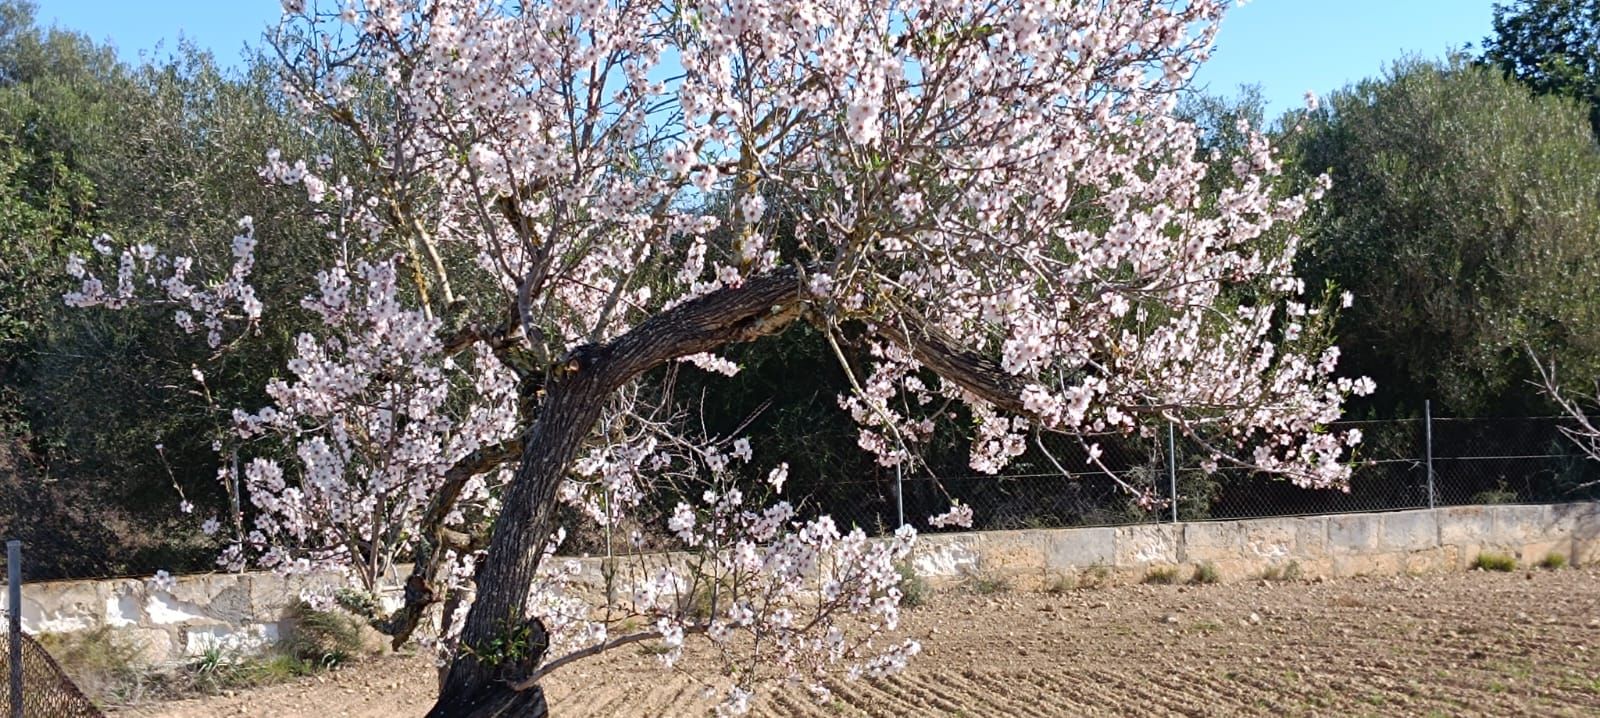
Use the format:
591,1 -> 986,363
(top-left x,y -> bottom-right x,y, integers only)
427,270 -> 803,717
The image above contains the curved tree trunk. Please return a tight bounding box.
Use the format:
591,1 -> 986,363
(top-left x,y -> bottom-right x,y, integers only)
427,271 -> 803,716
422,268 -> 1038,715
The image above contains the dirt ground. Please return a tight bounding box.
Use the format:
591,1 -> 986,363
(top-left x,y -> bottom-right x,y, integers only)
116,567 -> 1600,717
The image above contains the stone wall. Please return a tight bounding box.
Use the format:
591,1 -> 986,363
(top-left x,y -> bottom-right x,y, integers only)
4,502 -> 1597,665
908,502 -> 1600,588
1,570 -> 352,665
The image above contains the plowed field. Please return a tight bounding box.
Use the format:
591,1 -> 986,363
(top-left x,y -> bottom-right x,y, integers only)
120,567 -> 1600,717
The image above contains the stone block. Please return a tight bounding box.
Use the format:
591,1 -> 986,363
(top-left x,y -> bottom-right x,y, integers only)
1380,510 -> 1438,552
18,579 -> 107,634
1240,518 -> 1297,561
1040,527 -> 1115,570
118,627 -> 178,665
911,534 -> 981,580
1332,551 -> 1402,577
1549,502 -> 1600,536
976,530 -> 1054,575
1115,524 -> 1179,566
104,582 -> 144,628
1182,521 -> 1243,562
182,623 -> 278,657
1292,516 -> 1328,556
1492,504 -> 1551,544
1438,506 -> 1494,545
1327,514 -> 1379,554
1403,546 -> 1455,575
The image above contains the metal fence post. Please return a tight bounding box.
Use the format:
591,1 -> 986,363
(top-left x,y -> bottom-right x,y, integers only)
1167,423 -> 1178,523
894,462 -> 905,528
1424,400 -> 1436,510
8,539 -> 21,718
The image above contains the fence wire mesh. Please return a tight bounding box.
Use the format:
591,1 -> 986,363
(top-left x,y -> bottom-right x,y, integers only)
786,415 -> 1600,536
0,628 -> 103,717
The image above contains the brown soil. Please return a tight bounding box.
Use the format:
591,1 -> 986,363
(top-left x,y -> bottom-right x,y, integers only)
115,567 -> 1600,717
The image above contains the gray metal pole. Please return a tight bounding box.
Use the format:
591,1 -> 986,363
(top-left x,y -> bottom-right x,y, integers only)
894,462 -> 905,528
8,539 -> 21,718
1425,400 -> 1436,510
1167,423 -> 1178,523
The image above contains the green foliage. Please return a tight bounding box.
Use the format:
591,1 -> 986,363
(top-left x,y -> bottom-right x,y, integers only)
1470,481 -> 1520,505
0,0 -> 355,578
964,571 -> 1011,595
182,644 -> 332,696
1290,57 -> 1600,416
1143,566 -> 1180,585
1259,561 -> 1303,582
1484,0 -> 1600,134
1042,572 -> 1076,595
462,619 -> 547,669
1540,552 -> 1568,569
1078,564 -> 1112,590
1189,562 -> 1220,585
284,601 -> 367,669
36,626 -> 157,704
895,561 -> 931,607
1474,551 -> 1519,571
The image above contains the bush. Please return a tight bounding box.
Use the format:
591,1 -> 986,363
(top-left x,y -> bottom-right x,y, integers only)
1189,562 -> 1220,585
1474,552 -> 1518,572
1540,553 -> 1568,570
1469,482 -> 1520,505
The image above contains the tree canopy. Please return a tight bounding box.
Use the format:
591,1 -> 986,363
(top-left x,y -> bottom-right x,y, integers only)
64,0 -> 1369,713
1485,0 -> 1600,134
1290,57 -> 1600,416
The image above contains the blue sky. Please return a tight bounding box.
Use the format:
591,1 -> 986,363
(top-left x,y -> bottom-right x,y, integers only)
34,0 -> 1498,115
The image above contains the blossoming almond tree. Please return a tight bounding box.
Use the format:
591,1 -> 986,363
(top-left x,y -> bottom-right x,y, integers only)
65,0 -> 1373,714
1535,356 -> 1600,488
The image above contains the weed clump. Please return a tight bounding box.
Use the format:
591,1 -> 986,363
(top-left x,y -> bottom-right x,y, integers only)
284,600 -> 367,669
1043,572 -> 1076,595
1078,564 -> 1112,590
1189,562 -> 1220,585
1143,566 -> 1179,585
895,562 -> 931,607
36,626 -> 155,704
1474,552 -> 1518,572
1258,561 -> 1303,582
965,571 -> 1012,595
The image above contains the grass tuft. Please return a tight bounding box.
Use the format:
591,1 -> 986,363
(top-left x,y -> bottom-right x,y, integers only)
1078,564 -> 1112,590
895,562 -> 931,607
1189,562 -> 1220,585
1540,553 -> 1568,570
1258,561 -> 1303,582
965,571 -> 1012,595
1043,572 -> 1076,595
1143,566 -> 1180,585
1473,552 -> 1518,572
284,601 -> 367,670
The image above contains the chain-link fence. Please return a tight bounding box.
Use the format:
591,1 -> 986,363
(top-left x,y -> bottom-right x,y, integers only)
788,413 -> 1600,536
3,541 -> 104,718
0,631 -> 102,718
